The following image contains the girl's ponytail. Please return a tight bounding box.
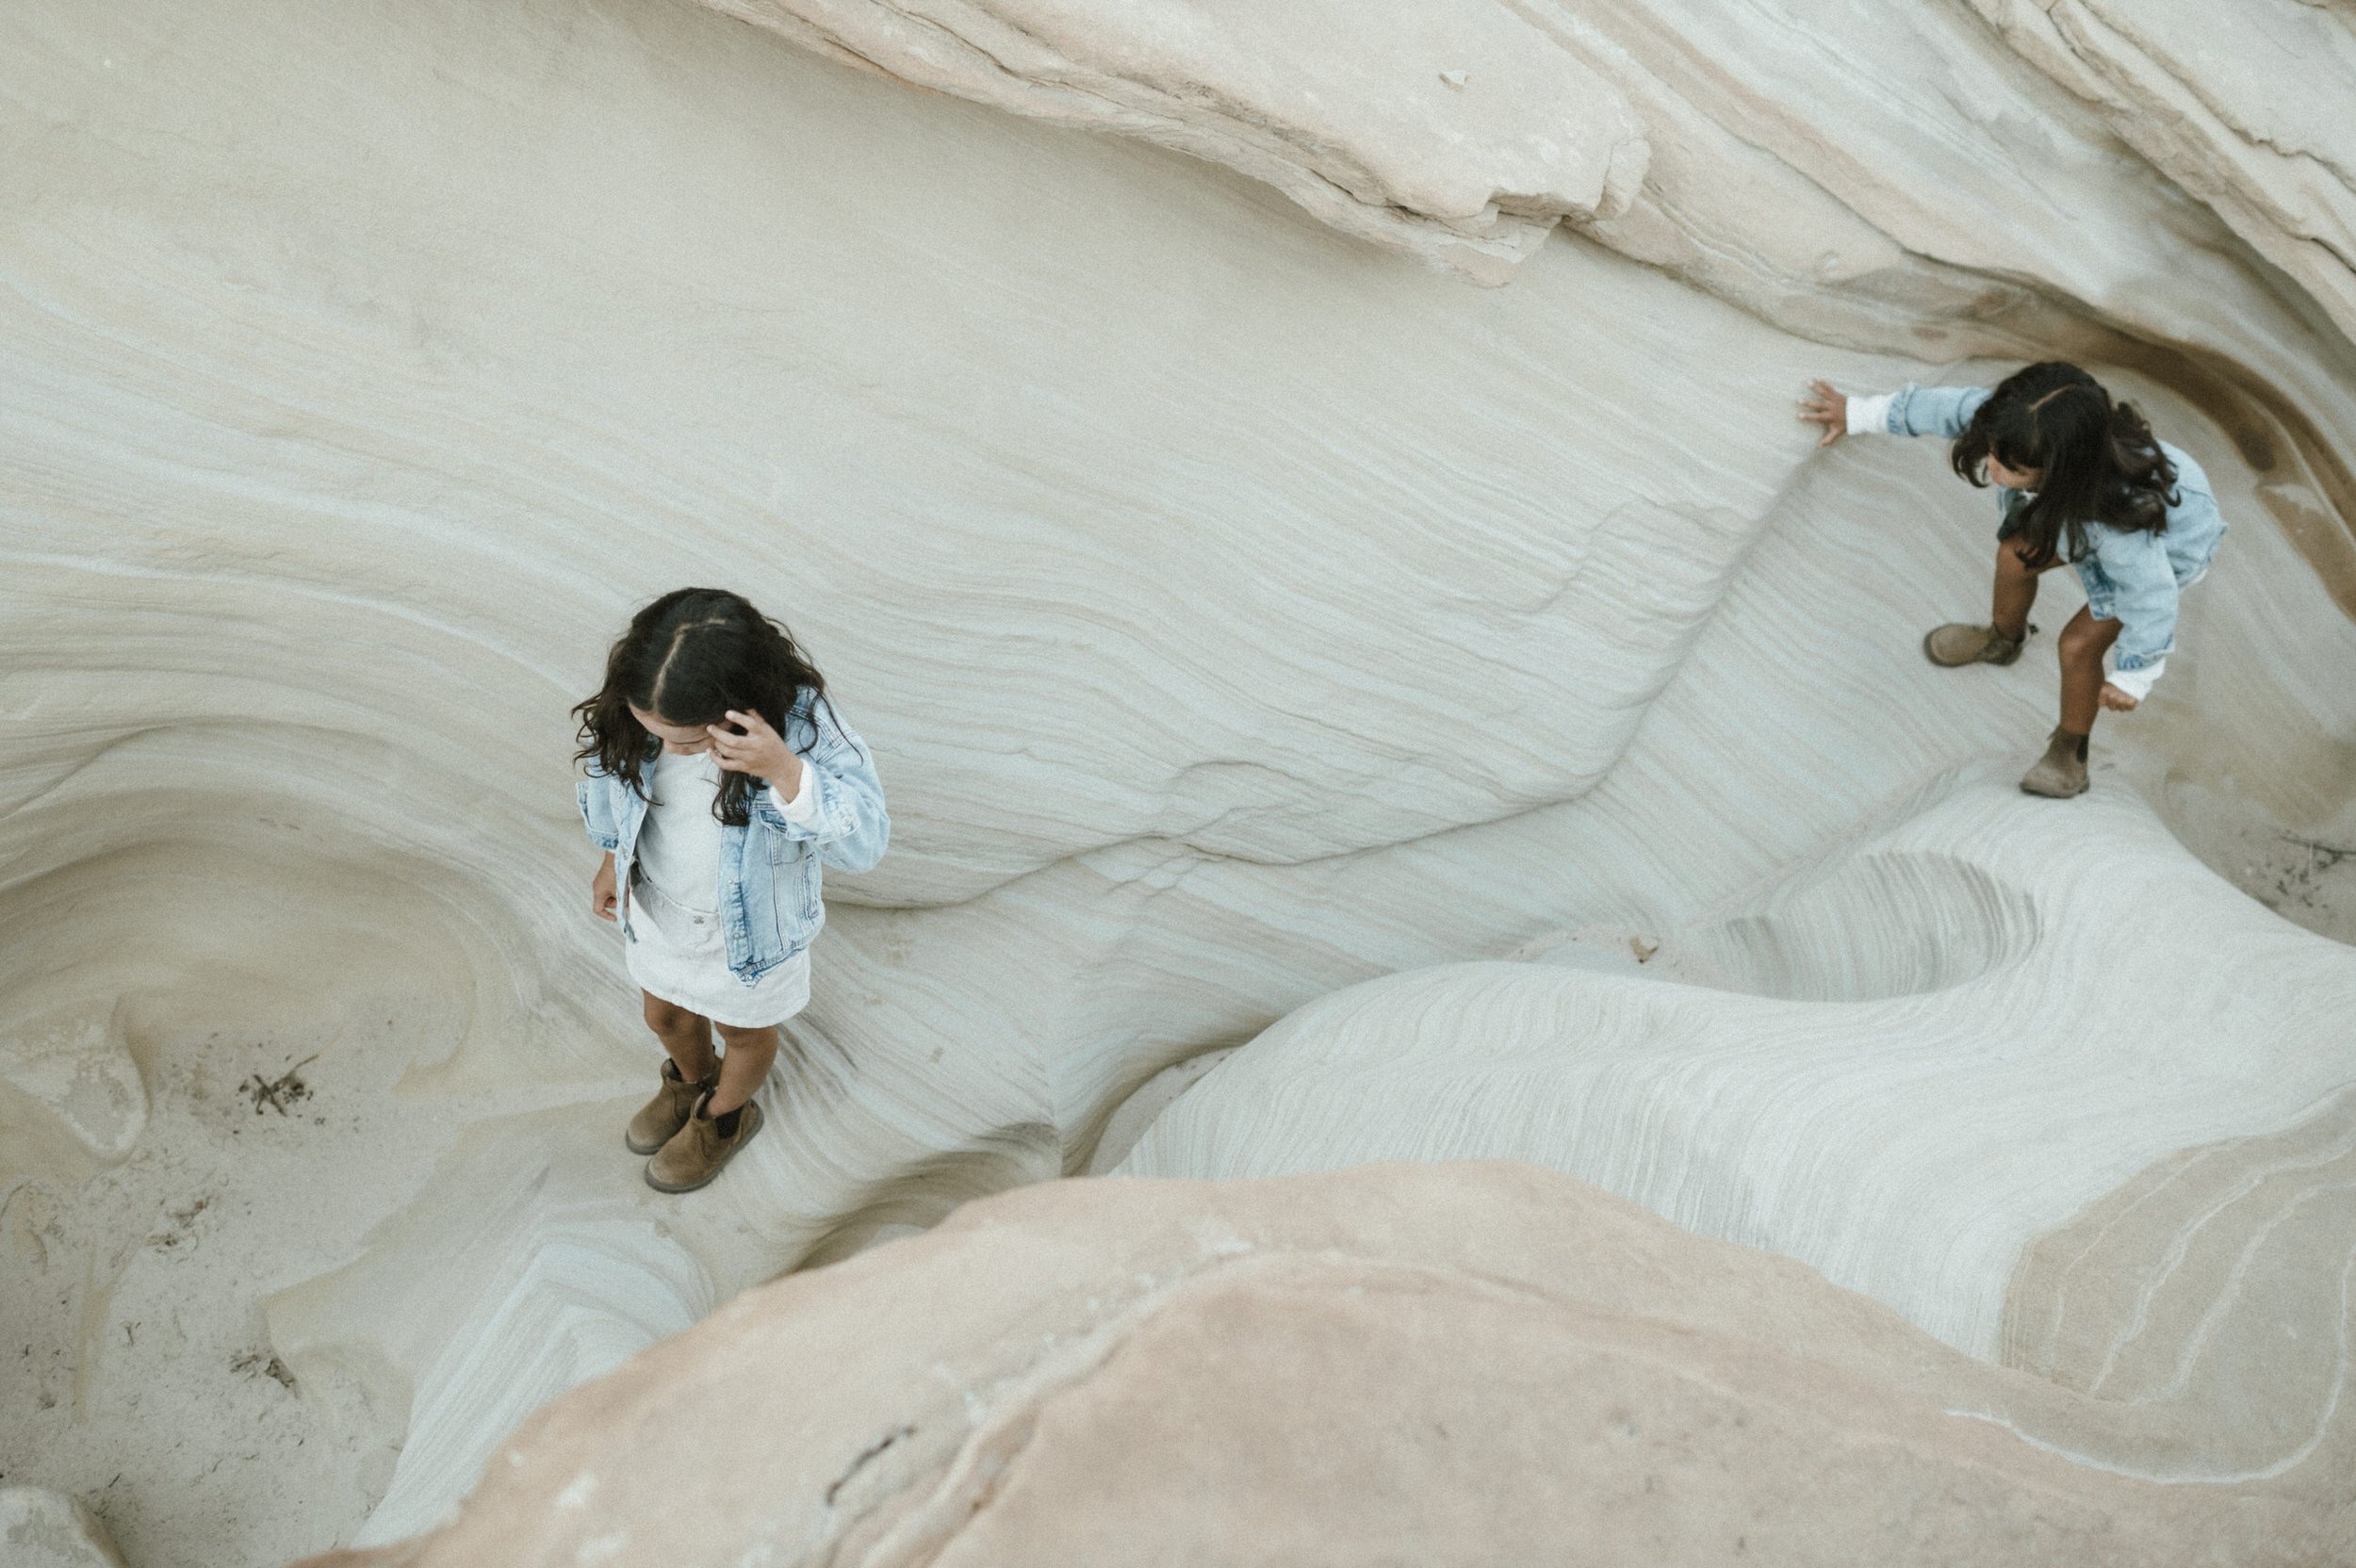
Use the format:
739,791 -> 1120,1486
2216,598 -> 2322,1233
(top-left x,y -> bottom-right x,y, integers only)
2106,398 -> 2179,527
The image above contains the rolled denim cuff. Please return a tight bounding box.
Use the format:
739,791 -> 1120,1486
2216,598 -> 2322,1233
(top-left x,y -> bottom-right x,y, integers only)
2107,659 -> 2164,701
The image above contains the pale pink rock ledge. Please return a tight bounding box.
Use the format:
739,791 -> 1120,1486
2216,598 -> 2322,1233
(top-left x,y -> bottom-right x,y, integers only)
292,1163 -> 2349,1568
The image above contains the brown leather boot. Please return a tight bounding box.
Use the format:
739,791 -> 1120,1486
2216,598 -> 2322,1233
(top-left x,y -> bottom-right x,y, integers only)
646,1093 -> 764,1193
626,1059 -> 715,1155
2020,727 -> 2090,798
1923,622 -> 2028,666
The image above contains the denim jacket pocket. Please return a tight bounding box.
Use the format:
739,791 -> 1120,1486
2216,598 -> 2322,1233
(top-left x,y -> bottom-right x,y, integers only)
762,836 -> 821,923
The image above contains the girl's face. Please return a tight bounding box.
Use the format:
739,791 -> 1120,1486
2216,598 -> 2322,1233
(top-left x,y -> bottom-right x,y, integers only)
630,704 -> 715,756
1986,453 -> 2043,491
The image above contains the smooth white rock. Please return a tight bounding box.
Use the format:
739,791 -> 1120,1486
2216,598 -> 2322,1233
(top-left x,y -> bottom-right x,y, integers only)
0,0 -> 2352,1560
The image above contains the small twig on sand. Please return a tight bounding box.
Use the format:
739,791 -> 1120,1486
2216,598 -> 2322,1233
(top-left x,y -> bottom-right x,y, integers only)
230,1350 -> 299,1391
243,1054 -> 320,1116
2282,835 -> 2356,874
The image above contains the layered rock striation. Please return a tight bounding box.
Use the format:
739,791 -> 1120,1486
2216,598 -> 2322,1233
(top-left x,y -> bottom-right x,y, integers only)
299,1168 -> 2353,1567
1,0 -> 2352,1561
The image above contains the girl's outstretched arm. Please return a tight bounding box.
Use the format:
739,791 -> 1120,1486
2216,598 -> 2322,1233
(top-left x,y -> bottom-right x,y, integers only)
1801,381 -> 1991,443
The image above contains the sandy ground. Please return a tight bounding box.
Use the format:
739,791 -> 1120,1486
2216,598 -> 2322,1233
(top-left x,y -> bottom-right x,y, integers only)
0,833 -> 643,1568
2171,792 -> 2356,948
1,987 -> 457,1567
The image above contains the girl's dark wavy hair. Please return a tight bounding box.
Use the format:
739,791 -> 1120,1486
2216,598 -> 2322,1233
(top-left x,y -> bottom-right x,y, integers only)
1950,361 -> 2178,568
572,587 -> 838,826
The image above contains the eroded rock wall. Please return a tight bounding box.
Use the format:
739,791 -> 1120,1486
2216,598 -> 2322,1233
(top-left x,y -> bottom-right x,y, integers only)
296,1168 -> 2355,1567
1,0 -> 2352,1561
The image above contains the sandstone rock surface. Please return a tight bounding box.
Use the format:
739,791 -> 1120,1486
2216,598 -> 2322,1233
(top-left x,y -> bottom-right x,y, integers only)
700,0 -> 1651,283
0,0 -> 2352,1561
292,1168 -> 2351,1568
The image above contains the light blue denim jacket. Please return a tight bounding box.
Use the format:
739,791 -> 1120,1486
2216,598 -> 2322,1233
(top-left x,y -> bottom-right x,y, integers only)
1872,384 -> 2227,688
577,692 -> 888,982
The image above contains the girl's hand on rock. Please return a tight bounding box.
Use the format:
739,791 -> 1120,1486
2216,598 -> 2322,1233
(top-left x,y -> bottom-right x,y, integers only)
1799,380 -> 1848,449
592,853 -> 618,923
2099,682 -> 2140,712
712,710 -> 804,796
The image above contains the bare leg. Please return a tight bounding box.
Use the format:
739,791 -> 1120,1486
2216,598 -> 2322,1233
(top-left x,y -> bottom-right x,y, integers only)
643,992 -> 719,1083
2055,606 -> 2123,736
708,1022 -> 778,1116
1990,538 -> 2046,642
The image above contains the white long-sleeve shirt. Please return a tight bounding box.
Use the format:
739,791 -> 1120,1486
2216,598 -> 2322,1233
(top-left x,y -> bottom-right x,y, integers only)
636,750 -> 821,913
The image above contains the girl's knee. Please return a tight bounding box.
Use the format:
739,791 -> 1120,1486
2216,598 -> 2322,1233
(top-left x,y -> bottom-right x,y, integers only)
2058,619 -> 2116,662
713,1021 -> 777,1050
643,994 -> 698,1034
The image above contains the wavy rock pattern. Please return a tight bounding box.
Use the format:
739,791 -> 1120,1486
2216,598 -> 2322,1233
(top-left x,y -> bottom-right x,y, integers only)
700,0 -> 1652,283
1968,0 -> 2356,345
2003,1085 -> 2356,1481
0,0 -> 2353,1560
296,1168 -> 2351,1567
265,1108 -> 719,1546
1118,782 -> 2356,1438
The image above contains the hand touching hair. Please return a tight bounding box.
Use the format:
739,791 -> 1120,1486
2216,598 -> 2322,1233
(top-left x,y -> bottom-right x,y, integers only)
573,588 -> 838,826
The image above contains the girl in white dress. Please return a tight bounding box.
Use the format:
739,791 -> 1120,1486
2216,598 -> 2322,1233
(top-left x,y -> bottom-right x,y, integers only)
574,588 -> 889,1191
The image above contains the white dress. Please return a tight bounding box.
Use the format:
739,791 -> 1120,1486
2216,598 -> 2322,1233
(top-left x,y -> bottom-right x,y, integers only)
624,749 -> 814,1028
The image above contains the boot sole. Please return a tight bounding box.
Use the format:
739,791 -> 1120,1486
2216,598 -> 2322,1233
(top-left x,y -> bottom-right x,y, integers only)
1922,631 -> 2023,667
1922,629 -> 1979,667
1922,623 -> 2035,667
645,1102 -> 763,1193
2020,779 -> 2089,798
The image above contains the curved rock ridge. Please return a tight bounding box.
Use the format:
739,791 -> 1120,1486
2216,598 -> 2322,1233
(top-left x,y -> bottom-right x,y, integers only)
1523,846 -> 2044,1003
1120,778 -> 2356,1384
700,0 -> 1652,284
1966,0 -> 2356,345
695,0 -> 2356,611
289,1166 -> 2351,1568
2003,1084 -> 2356,1482
3,0 -> 2356,1560
265,1105 -> 720,1546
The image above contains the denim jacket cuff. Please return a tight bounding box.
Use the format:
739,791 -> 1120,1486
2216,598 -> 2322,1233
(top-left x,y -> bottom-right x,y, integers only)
2107,658 -> 2164,701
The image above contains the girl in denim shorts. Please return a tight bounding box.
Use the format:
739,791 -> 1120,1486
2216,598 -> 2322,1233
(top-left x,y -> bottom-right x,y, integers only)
574,588 -> 888,1191
1800,362 -> 2226,797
